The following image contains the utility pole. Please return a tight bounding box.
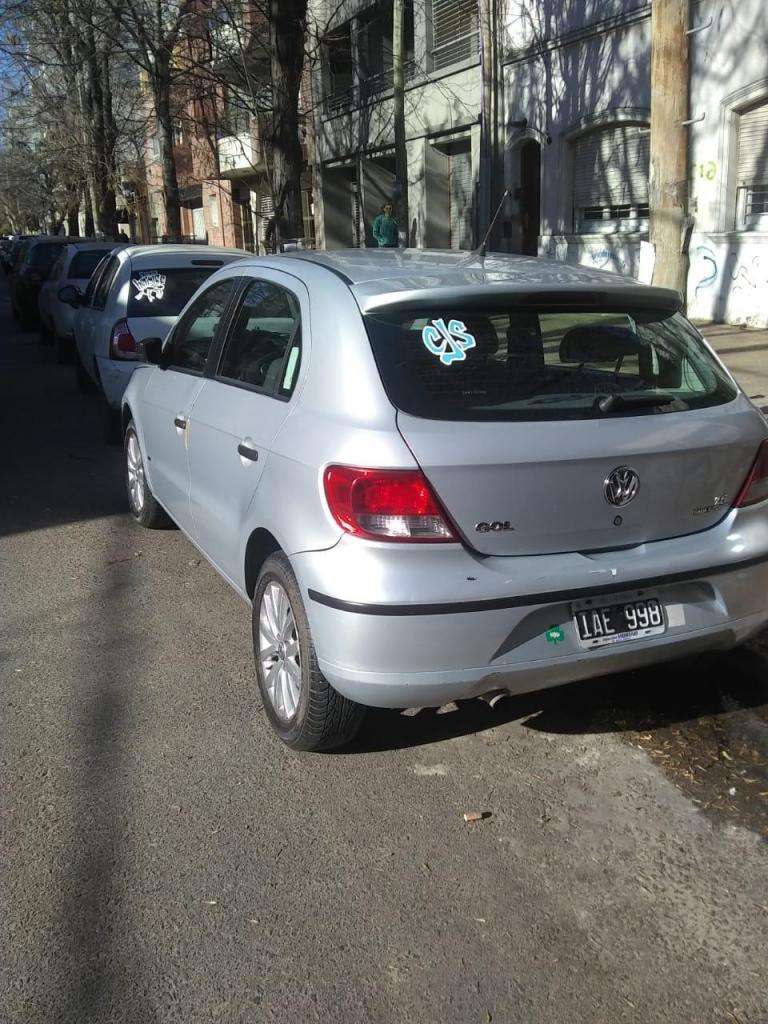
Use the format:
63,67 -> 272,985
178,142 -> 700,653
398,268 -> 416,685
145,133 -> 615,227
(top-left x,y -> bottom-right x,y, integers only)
649,0 -> 691,297
477,0 -> 494,245
392,0 -> 409,244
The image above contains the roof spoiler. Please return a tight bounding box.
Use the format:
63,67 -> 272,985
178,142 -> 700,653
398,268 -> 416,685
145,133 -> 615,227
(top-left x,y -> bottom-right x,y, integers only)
358,284 -> 684,317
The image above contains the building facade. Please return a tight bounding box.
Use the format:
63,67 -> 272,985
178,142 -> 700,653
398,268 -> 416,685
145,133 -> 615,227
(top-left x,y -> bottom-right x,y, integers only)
310,0 -> 768,326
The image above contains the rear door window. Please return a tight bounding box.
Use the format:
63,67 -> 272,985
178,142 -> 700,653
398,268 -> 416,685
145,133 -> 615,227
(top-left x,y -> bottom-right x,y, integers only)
363,307 -> 737,421
166,278 -> 236,374
127,266 -> 221,318
69,249 -> 113,279
29,243 -> 64,273
91,255 -> 120,310
216,279 -> 301,396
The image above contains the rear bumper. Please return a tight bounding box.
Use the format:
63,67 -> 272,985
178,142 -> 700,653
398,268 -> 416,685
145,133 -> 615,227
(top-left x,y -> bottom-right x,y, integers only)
96,356 -> 142,409
292,505 -> 768,708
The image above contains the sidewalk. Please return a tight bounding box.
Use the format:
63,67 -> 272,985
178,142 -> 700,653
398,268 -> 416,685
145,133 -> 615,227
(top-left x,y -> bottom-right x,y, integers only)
699,323 -> 768,410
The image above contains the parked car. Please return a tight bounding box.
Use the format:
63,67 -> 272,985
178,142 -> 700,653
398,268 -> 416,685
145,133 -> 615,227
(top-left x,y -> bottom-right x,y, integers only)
10,235 -> 86,328
62,244 -> 248,441
2,234 -> 33,275
38,242 -> 127,362
121,249 -> 768,751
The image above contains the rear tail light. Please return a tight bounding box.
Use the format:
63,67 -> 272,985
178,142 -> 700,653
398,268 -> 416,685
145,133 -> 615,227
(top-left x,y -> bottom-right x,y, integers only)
323,465 -> 457,543
109,319 -> 139,360
734,441 -> 768,508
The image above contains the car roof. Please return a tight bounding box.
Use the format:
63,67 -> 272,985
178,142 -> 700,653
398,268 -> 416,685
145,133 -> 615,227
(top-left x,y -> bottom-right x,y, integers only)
278,248 -> 682,314
124,244 -> 249,261
67,241 -> 126,252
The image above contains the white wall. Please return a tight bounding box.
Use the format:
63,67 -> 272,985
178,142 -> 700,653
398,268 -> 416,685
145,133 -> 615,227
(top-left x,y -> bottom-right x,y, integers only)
503,0 -> 768,326
685,0 -> 768,325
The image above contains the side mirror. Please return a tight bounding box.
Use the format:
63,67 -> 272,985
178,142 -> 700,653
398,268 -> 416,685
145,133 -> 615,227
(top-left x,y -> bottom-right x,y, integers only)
58,284 -> 82,308
139,337 -> 164,366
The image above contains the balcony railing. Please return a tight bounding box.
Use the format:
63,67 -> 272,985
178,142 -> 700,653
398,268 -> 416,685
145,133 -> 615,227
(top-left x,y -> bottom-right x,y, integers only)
218,130 -> 261,175
359,59 -> 417,101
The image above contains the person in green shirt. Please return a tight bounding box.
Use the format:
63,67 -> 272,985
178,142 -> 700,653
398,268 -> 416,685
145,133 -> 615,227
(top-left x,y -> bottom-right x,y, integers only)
372,203 -> 399,247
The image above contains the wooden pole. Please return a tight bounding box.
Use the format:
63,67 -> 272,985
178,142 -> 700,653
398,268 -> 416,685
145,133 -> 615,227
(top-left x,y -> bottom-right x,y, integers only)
392,0 -> 409,245
649,0 -> 691,297
477,0 -> 493,244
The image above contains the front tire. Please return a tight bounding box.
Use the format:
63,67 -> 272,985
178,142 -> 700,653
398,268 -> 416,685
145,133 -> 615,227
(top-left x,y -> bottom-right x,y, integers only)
124,421 -> 169,528
253,553 -> 365,751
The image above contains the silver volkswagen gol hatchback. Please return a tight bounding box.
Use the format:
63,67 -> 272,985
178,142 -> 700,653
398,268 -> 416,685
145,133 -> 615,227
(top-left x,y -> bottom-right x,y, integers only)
121,250 -> 768,750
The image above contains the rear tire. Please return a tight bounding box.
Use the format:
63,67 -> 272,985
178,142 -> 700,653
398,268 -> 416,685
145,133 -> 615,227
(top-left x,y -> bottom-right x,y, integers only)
39,320 -> 53,346
252,552 -> 365,751
102,392 -> 122,445
75,349 -> 97,394
55,333 -> 73,364
124,421 -> 169,529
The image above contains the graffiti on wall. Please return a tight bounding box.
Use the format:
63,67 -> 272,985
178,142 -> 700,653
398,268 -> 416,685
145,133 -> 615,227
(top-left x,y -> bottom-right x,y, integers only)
585,246 -> 629,274
689,242 -> 768,327
693,245 -> 718,295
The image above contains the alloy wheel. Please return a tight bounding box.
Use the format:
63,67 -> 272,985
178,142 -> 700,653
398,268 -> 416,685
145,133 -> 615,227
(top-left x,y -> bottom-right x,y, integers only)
126,431 -> 146,514
258,581 -> 302,721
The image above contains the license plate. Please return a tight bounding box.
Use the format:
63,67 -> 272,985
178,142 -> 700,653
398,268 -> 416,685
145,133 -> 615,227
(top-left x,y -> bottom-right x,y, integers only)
572,595 -> 666,650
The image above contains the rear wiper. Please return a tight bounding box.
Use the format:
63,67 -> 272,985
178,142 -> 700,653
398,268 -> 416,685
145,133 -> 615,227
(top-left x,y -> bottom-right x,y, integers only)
593,394 -> 688,415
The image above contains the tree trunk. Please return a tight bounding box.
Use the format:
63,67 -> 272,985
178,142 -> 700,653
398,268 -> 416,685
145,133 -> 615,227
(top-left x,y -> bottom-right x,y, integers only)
67,201 -> 80,236
650,0 -> 690,298
154,56 -> 182,242
269,0 -> 307,246
392,0 -> 408,245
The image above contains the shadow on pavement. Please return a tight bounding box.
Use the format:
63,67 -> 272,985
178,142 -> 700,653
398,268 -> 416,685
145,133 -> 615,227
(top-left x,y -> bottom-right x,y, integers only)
352,644 -> 768,835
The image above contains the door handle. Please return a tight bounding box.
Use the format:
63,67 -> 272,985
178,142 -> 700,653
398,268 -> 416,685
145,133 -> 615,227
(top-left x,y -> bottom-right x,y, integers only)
237,442 -> 259,462
174,416 -> 187,429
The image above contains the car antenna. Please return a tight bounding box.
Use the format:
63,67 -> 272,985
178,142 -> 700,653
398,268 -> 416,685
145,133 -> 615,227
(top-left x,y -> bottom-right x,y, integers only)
461,188 -> 511,267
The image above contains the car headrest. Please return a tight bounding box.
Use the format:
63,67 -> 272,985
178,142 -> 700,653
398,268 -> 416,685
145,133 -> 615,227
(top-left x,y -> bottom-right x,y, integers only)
559,324 -> 642,363
461,317 -> 498,359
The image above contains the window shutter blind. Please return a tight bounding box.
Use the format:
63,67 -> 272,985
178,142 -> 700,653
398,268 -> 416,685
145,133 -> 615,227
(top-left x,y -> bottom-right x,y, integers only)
431,0 -> 478,70
737,103 -> 768,186
573,125 -> 650,208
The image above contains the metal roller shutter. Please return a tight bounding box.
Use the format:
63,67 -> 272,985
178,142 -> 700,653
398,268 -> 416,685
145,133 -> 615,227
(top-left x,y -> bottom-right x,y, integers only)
737,102 -> 768,185
431,0 -> 478,70
448,143 -> 473,250
573,124 -> 650,210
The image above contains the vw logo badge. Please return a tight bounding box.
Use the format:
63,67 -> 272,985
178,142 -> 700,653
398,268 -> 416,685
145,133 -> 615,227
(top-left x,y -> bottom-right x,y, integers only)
604,466 -> 640,507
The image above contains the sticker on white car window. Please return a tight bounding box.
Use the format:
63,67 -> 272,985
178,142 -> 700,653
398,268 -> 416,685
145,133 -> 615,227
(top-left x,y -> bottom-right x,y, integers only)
421,318 -> 476,366
132,272 -> 167,303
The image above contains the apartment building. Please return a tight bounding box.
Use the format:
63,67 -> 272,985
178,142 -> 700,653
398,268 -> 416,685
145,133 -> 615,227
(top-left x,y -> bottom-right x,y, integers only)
310,0 -> 768,326
136,3 -> 315,255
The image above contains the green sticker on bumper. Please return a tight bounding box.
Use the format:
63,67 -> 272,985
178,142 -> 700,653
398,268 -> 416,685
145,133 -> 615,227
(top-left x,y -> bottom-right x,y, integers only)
545,626 -> 565,644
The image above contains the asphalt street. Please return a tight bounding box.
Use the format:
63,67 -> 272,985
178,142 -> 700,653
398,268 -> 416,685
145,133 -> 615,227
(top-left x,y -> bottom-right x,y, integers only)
2,277 -> 767,1024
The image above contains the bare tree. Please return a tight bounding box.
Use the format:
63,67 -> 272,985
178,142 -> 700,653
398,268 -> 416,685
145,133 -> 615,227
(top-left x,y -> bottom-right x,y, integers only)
106,0 -> 195,240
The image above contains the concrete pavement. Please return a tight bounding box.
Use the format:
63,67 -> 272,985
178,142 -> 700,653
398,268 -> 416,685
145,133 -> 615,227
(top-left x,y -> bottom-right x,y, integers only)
2,286 -> 768,1024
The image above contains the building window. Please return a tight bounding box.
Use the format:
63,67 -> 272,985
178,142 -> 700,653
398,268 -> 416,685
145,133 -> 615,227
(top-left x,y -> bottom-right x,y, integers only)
359,1 -> 415,98
736,99 -> 768,230
220,89 -> 251,138
572,123 -> 650,233
430,0 -> 479,72
324,23 -> 354,114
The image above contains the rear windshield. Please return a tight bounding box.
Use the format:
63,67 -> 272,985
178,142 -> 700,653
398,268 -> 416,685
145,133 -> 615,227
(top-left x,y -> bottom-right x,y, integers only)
29,242 -> 65,271
364,308 -> 737,421
69,249 -> 112,279
127,266 -> 220,317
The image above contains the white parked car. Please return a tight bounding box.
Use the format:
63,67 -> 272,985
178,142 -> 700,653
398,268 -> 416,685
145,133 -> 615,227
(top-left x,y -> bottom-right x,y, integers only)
62,244 -> 248,440
38,242 -> 126,362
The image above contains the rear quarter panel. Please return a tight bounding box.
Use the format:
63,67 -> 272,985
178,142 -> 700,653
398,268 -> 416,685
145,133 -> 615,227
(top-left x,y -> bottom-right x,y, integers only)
236,264 -> 414,592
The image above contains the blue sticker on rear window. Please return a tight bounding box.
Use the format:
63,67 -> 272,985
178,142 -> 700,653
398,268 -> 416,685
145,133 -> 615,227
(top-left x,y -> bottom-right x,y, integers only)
421,318 -> 476,365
